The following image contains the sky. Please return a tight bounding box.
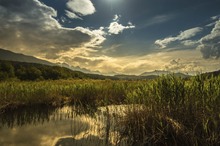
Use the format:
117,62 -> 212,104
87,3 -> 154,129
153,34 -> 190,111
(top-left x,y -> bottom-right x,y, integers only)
0,0 -> 220,75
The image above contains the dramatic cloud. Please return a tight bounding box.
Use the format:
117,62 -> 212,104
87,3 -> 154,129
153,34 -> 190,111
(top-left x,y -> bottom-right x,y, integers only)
74,27 -> 106,48
0,0 -> 137,74
108,17 -> 135,35
165,59 -> 202,74
66,0 -> 95,19
65,10 -> 82,19
57,48 -> 218,75
151,50 -> 220,74
1,0 -> 219,75
155,37 -> 177,49
0,0 -> 94,59
178,27 -> 203,40
198,20 -> 220,59
155,27 -> 203,48
181,40 -> 198,46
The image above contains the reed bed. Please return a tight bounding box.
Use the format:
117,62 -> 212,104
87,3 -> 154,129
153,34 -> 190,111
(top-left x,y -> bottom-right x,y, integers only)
0,75 -> 220,145
116,75 -> 220,146
0,79 -> 134,109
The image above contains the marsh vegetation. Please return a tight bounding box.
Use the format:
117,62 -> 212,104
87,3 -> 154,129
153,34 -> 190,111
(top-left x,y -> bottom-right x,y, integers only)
0,74 -> 220,145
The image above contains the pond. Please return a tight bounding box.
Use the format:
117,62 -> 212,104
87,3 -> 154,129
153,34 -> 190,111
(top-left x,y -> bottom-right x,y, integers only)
0,105 -> 129,146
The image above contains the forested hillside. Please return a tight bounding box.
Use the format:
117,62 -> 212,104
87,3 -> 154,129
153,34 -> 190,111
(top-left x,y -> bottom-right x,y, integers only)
0,60 -> 89,81
0,60 -> 119,81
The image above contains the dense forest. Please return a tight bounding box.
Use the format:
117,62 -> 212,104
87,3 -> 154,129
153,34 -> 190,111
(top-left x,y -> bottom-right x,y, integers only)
0,60 -> 106,81
1,60 -> 220,81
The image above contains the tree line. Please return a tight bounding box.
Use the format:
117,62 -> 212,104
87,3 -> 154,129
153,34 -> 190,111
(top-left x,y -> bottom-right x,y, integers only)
0,60 -> 88,81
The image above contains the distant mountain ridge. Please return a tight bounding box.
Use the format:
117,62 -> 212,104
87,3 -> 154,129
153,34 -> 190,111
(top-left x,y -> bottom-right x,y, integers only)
0,48 -> 54,66
0,48 -> 102,75
57,62 -> 101,75
114,74 -> 158,80
0,48 -> 219,79
202,70 -> 220,77
140,70 -> 190,78
140,70 -> 170,76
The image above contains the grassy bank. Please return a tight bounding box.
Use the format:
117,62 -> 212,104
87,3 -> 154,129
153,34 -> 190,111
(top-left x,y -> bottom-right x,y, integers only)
0,79 -> 135,109
0,75 -> 220,145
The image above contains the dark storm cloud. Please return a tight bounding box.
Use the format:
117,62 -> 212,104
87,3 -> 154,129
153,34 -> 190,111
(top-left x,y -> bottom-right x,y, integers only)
0,0 -> 91,58
198,20 -> 220,59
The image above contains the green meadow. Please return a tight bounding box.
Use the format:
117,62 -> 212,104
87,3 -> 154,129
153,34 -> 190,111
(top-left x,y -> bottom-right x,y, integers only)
0,75 -> 220,145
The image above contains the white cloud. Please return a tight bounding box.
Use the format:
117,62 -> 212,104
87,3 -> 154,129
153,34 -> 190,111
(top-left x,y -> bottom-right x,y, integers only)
74,27 -> 106,48
98,49 -> 218,75
165,59 -> 202,74
108,22 -> 135,35
198,20 -> 220,59
107,14 -> 135,35
211,15 -> 220,20
65,10 -> 82,19
54,42 -> 219,75
206,22 -> 216,27
155,27 -> 203,48
155,37 -> 176,49
66,0 -> 95,18
0,0 -> 135,66
0,0 -> 93,59
181,40 -> 198,46
206,15 -> 220,27
178,27 -> 203,40
113,14 -> 120,21
128,22 -> 133,26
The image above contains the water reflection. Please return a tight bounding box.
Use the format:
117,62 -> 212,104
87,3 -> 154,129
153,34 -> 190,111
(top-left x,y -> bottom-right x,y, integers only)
54,135 -> 112,146
0,105 -> 56,128
0,105 -> 128,146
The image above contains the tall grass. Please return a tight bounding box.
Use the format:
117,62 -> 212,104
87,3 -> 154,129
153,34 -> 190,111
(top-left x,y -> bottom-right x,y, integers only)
0,75 -> 220,145
0,79 -> 132,109
117,75 -> 220,146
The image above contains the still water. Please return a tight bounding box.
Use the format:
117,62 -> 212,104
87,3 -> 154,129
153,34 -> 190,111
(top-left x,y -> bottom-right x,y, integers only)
0,105 -> 129,146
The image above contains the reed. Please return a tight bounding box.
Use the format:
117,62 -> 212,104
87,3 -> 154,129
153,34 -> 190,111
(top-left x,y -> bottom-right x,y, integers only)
0,75 -> 219,145
117,75 -> 220,146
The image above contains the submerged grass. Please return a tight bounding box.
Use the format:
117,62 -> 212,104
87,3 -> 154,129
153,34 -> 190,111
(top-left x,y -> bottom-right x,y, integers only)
0,75 -> 220,145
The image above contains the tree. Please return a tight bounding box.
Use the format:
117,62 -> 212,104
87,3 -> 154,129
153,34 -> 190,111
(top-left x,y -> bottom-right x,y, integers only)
0,62 -> 15,80
26,66 -> 42,80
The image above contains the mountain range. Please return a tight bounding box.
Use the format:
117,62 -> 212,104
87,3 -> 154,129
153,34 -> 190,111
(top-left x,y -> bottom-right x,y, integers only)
140,70 -> 190,78
0,48 -> 101,75
0,48 -> 219,79
0,48 -> 54,66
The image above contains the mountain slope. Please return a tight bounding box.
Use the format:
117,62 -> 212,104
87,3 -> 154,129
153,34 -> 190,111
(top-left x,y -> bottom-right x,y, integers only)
202,70 -> 220,78
0,60 -> 89,80
0,48 -> 54,66
140,70 -> 170,76
0,60 -> 119,81
140,70 -> 190,78
0,48 -> 102,75
114,74 -> 158,80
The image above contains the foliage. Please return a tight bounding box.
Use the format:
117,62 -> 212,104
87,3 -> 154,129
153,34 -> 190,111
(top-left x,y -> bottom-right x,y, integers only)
0,61 -> 15,80
0,72 -> 220,145
117,75 -> 220,146
0,60 -> 89,81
